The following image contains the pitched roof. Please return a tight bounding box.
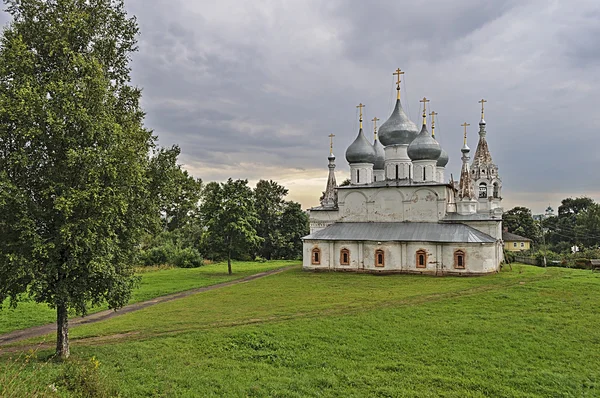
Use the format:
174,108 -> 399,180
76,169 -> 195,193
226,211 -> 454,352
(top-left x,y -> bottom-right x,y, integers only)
304,222 -> 496,243
502,231 -> 532,242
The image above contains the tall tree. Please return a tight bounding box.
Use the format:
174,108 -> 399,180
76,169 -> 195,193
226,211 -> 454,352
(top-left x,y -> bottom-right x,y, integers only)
200,179 -> 261,274
0,0 -> 153,359
272,201 -> 309,259
503,207 -> 540,243
148,145 -> 203,231
253,180 -> 288,260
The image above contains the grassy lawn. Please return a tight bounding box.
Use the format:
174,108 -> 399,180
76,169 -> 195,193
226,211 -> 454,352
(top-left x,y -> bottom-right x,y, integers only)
0,260 -> 297,335
1,264 -> 599,397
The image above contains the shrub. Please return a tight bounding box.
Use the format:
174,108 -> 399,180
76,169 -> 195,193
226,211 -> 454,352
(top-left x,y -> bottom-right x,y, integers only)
57,357 -> 117,398
173,247 -> 203,268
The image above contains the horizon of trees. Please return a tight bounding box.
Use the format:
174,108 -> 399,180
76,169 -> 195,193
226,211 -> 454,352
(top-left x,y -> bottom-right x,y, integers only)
503,196 -> 600,254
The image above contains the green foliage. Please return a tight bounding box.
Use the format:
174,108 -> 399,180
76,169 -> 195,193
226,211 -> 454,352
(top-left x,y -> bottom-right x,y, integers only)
57,357 -> 116,397
253,180 -> 309,260
253,180 -> 288,260
147,145 -> 202,232
0,0 -> 155,358
138,231 -> 203,268
200,179 -> 262,274
503,206 -> 541,243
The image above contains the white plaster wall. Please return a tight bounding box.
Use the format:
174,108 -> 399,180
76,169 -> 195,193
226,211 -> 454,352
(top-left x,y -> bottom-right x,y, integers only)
412,160 -> 438,183
461,221 -> 503,240
439,243 -> 499,274
303,240 -> 332,270
338,185 -> 447,223
362,242 -> 403,271
339,191 -> 369,222
333,241 -> 361,270
405,242 -> 439,272
350,163 -> 373,185
373,169 -> 385,182
308,209 -> 340,233
371,190 -> 405,222
436,167 -> 445,183
384,145 -> 411,180
404,188 -> 446,222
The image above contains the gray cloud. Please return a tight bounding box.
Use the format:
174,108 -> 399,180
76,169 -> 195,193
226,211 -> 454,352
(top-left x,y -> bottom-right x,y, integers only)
2,0 -> 600,212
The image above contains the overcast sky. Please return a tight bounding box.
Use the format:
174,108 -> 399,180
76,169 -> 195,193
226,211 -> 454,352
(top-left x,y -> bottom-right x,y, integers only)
4,0 -> 600,213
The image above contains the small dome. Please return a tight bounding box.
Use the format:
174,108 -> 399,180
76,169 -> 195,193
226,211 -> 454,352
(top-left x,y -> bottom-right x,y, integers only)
378,99 -> 419,146
407,124 -> 442,161
437,148 -> 449,167
372,137 -> 385,170
345,128 -> 376,164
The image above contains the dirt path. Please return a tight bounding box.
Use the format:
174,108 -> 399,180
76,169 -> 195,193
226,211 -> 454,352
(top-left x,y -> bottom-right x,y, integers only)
0,265 -> 297,349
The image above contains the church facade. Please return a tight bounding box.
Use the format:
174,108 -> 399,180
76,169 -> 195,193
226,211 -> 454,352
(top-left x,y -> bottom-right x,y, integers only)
302,70 -> 504,275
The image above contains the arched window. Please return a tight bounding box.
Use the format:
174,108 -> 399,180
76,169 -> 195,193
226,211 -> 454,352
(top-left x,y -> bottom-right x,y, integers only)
374,175 -> 377,182
340,248 -> 350,265
454,250 -> 465,269
416,249 -> 427,268
423,167 -> 426,181
357,170 -> 360,183
311,248 -> 321,265
375,249 -> 385,267
493,182 -> 499,198
479,182 -> 487,198
395,164 -> 399,180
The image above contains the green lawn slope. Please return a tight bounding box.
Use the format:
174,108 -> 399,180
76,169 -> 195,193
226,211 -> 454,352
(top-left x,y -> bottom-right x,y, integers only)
2,264 -> 599,397
0,260 -> 296,335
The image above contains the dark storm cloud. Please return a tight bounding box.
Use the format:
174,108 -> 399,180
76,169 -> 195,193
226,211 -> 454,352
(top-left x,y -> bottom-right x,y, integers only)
1,0 -> 599,210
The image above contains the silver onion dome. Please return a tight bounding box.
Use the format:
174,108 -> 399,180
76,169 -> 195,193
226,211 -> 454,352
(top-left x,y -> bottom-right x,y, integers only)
437,147 -> 449,167
372,137 -> 385,170
345,128 -> 376,164
407,124 -> 442,161
378,99 -> 419,146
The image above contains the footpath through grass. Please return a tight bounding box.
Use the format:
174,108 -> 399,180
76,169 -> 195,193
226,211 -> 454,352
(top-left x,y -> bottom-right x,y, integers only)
0,260 -> 297,335
2,264 -> 600,397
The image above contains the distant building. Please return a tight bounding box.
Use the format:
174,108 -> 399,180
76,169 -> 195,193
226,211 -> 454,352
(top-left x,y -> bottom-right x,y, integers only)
533,206 -> 555,221
302,70 -> 504,275
503,231 -> 532,251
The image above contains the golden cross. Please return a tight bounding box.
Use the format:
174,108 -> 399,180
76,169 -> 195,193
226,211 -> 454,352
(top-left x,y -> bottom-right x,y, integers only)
372,117 -> 380,132
461,122 -> 470,144
328,133 -> 335,155
419,97 -> 430,124
430,111 -> 438,137
356,103 -> 365,128
479,98 -> 487,118
372,117 -> 380,140
393,68 -> 404,99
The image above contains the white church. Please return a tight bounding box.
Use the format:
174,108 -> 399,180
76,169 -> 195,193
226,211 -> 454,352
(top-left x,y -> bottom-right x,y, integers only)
302,70 -> 504,275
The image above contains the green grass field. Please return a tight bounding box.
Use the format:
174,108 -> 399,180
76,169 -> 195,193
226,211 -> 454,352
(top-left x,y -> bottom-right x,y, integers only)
1,264 -> 599,397
0,260 -> 296,335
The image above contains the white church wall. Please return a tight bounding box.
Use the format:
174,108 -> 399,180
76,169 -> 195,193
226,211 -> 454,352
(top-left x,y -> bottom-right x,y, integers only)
332,241 -> 361,270
338,185 -> 448,223
338,190 -> 369,222
404,188 -> 446,222
362,242 -> 403,271
303,240 -> 332,270
460,221 -> 502,240
405,242 -> 439,272
371,190 -> 405,222
309,209 -> 340,233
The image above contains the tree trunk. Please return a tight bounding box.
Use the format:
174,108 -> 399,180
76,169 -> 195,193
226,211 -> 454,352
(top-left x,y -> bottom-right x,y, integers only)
227,236 -> 232,275
56,303 -> 70,359
228,249 -> 232,275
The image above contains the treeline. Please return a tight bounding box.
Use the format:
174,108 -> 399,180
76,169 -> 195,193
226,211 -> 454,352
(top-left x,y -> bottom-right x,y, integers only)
503,197 -> 600,265
141,147 -> 309,271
